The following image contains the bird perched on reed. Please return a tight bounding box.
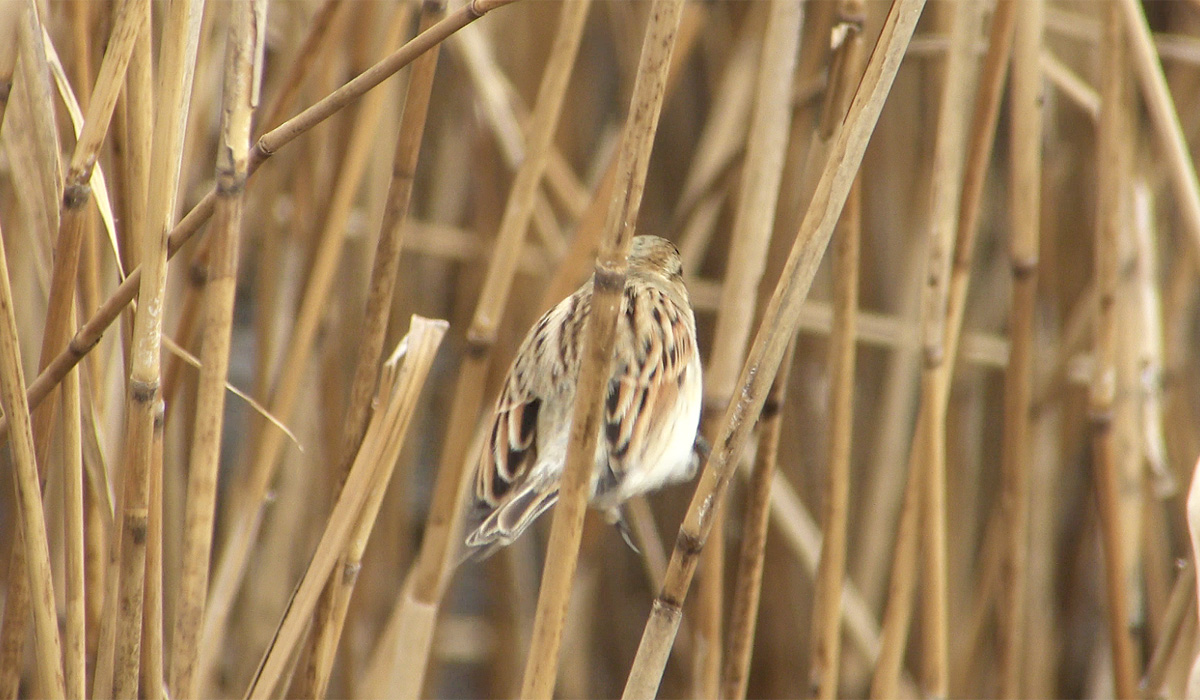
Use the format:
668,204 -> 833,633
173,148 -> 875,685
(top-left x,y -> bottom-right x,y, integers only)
464,235 -> 704,560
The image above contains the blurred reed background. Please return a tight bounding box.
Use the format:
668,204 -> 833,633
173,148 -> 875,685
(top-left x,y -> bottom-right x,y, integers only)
1,0 -> 1199,697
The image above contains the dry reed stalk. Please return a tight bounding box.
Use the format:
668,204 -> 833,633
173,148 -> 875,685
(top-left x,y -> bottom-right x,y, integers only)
197,8 -> 408,680
0,6 -> 15,132
0,0 -> 520,450
30,0 -> 147,466
242,317 -> 447,700
0,82 -> 42,700
1129,183 -> 1172,497
168,1 -> 264,696
536,7 -> 703,315
29,0 -> 145,470
804,7 -> 865,699
721,342 -> 792,700
1113,211 -> 1149,696
79,401 -> 110,688
1117,0 -> 1200,266
91,17 -> 155,697
60,348 -> 85,700
140,401 -> 165,700
672,5 -> 762,228
1144,561 -> 1196,695
1092,6 -> 1140,698
519,2 -> 684,697
0,222 -> 65,698
912,4 -> 978,693
869,419 -> 923,700
289,2 -> 445,696
452,28 -> 579,255
108,0 -> 203,695
871,1 -> 1014,694
852,247 -> 923,613
693,2 -> 802,695
1040,50 -> 1100,120
1020,384 -> 1062,698
998,2 -> 1043,696
0,1 -> 145,688
356,4 -> 592,697
765,465 -> 917,693
623,1 -> 926,695
1188,455 -> 1200,697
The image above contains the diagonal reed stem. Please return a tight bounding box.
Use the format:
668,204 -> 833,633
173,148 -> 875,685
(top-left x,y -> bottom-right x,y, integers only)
0,227 -> 66,698
242,317 -> 447,700
693,2 -> 803,696
621,1 -> 926,695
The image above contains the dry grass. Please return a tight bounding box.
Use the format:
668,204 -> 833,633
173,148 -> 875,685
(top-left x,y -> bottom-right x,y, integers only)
3,1 -> 1200,698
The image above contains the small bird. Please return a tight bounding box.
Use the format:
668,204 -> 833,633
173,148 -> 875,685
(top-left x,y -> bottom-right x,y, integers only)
464,235 -> 703,560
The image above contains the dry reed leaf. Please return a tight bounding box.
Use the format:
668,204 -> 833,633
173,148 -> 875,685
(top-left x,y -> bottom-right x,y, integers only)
39,26 -> 122,279
159,334 -> 301,449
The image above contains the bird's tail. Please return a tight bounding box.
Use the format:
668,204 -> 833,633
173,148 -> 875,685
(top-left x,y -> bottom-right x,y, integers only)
460,485 -> 558,564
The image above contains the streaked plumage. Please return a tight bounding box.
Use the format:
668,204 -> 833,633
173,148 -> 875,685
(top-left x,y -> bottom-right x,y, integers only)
464,236 -> 703,559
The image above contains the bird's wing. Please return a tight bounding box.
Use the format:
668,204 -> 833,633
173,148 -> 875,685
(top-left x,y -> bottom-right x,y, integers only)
599,285 -> 695,495
467,291 -> 584,552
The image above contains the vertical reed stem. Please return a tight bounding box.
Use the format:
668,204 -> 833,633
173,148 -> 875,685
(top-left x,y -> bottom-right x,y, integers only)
61,345 -> 85,700
809,178 -> 861,700
806,4 -> 865,697
110,0 -> 204,694
197,7 -> 417,674
695,0 -> 803,695
169,1 -> 263,696
140,401 -> 165,700
520,1 -> 685,696
1092,5 -> 1139,698
998,1 -> 1042,696
915,3 -> 978,694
